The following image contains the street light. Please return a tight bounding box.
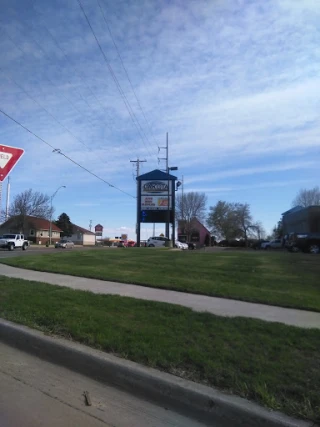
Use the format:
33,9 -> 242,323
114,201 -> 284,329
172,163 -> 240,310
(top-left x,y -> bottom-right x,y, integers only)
49,185 -> 66,245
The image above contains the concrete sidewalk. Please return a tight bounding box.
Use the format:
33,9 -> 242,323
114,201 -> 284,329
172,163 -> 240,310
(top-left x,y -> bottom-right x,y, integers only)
1,264 -> 320,329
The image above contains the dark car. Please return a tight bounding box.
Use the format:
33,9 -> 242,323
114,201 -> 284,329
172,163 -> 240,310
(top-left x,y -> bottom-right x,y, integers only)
187,242 -> 196,250
286,232 -> 320,254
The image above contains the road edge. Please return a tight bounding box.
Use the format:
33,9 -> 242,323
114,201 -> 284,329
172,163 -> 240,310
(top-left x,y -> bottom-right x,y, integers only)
0,318 -> 314,427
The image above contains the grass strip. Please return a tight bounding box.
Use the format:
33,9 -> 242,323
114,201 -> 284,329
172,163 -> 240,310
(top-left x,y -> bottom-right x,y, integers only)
0,275 -> 319,423
1,249 -> 320,311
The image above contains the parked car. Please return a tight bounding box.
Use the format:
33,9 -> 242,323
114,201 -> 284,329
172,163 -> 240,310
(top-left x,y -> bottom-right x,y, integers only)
187,242 -> 196,250
124,240 -> 136,247
261,239 -> 282,250
286,232 -> 320,254
147,236 -> 170,247
175,240 -> 188,250
55,239 -> 74,249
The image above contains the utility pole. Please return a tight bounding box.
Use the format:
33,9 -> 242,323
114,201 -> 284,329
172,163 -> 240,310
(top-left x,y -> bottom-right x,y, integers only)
131,158 -> 146,244
89,219 -> 92,231
158,133 -> 169,238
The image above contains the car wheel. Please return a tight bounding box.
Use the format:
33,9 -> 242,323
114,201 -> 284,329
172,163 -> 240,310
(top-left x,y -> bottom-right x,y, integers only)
22,243 -> 28,251
8,243 -> 14,251
309,244 -> 320,254
148,244 -> 155,247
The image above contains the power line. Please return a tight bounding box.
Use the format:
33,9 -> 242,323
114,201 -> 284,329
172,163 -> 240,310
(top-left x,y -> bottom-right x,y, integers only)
0,69 -> 96,153
0,107 -> 136,199
2,28 -> 112,152
97,0 -> 158,148
77,0 -> 156,160
27,1 -> 144,159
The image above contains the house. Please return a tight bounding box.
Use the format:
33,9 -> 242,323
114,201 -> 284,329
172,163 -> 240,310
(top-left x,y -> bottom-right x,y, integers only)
0,215 -> 62,244
282,205 -> 320,235
177,218 -> 211,247
69,223 -> 96,246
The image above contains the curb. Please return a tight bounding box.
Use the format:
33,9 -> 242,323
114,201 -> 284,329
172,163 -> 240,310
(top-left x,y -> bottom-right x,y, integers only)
0,319 -> 315,427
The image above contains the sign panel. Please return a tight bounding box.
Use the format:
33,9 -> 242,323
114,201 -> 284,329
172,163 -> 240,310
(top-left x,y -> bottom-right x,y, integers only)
141,195 -> 171,210
121,234 -> 128,241
141,210 -> 174,223
0,144 -> 25,182
95,232 -> 102,237
95,224 -> 103,232
141,180 -> 172,195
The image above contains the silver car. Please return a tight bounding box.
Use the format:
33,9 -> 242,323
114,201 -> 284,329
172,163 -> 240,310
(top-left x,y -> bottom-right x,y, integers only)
55,239 -> 74,249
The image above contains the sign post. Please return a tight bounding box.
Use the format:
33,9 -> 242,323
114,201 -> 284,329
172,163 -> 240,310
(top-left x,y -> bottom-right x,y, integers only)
0,144 -> 24,223
136,169 -> 177,247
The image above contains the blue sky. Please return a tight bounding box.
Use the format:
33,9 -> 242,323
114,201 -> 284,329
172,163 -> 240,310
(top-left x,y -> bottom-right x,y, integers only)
0,0 -> 319,239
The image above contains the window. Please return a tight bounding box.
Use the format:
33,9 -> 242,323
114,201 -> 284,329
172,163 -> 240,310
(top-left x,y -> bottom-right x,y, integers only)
30,229 -> 35,236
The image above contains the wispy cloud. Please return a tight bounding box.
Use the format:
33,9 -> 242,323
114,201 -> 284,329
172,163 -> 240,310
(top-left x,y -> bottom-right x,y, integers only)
0,0 -> 319,237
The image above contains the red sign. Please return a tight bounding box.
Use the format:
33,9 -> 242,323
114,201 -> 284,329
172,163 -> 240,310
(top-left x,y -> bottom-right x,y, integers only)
95,224 -> 103,232
0,144 -> 25,182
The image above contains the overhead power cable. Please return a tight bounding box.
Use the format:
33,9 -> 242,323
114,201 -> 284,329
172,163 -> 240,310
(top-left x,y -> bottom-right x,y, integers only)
0,107 -> 136,199
97,0 -> 158,148
22,3 -> 144,159
77,0 -> 156,160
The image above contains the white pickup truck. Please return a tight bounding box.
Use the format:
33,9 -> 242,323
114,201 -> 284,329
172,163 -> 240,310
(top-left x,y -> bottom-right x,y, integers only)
0,234 -> 29,251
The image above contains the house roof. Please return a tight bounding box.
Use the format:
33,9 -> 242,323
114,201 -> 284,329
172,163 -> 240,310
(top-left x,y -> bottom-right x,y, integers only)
136,169 -> 177,181
282,206 -> 304,216
178,218 -> 211,234
0,215 -> 62,232
71,223 -> 95,235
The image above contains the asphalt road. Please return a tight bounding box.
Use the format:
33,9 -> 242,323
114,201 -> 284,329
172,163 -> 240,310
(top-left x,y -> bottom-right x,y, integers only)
0,342 -> 209,427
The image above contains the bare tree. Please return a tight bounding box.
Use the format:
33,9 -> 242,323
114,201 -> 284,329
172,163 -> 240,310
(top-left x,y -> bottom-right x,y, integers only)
8,189 -> 53,232
250,221 -> 266,240
176,191 -> 207,240
292,186 -> 320,207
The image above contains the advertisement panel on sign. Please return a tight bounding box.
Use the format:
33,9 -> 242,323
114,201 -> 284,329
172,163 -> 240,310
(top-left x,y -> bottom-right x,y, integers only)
121,234 -> 128,241
141,180 -> 171,195
141,195 -> 171,210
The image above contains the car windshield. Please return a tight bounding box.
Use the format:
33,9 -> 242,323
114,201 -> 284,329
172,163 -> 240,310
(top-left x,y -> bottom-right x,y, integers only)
2,234 -> 17,239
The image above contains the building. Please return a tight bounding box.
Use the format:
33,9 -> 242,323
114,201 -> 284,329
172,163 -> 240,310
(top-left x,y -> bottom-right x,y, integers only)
0,215 -> 62,244
69,223 -> 96,246
177,218 -> 211,247
282,206 -> 320,234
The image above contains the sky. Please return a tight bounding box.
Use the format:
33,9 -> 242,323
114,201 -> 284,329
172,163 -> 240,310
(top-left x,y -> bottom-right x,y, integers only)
0,0 -> 319,240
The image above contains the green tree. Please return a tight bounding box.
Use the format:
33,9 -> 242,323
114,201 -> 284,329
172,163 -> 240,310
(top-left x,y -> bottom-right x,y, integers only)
272,219 -> 283,239
207,201 -> 255,244
55,213 -> 73,237
207,201 -> 239,240
234,203 -> 253,246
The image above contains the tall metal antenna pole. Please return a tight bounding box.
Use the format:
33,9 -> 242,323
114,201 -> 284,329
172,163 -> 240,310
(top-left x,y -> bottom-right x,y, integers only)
131,158 -> 146,245
166,132 -> 170,239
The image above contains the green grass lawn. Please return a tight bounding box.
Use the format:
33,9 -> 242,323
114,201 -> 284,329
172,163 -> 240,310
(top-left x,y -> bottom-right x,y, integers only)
1,249 -> 320,311
0,275 -> 319,423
